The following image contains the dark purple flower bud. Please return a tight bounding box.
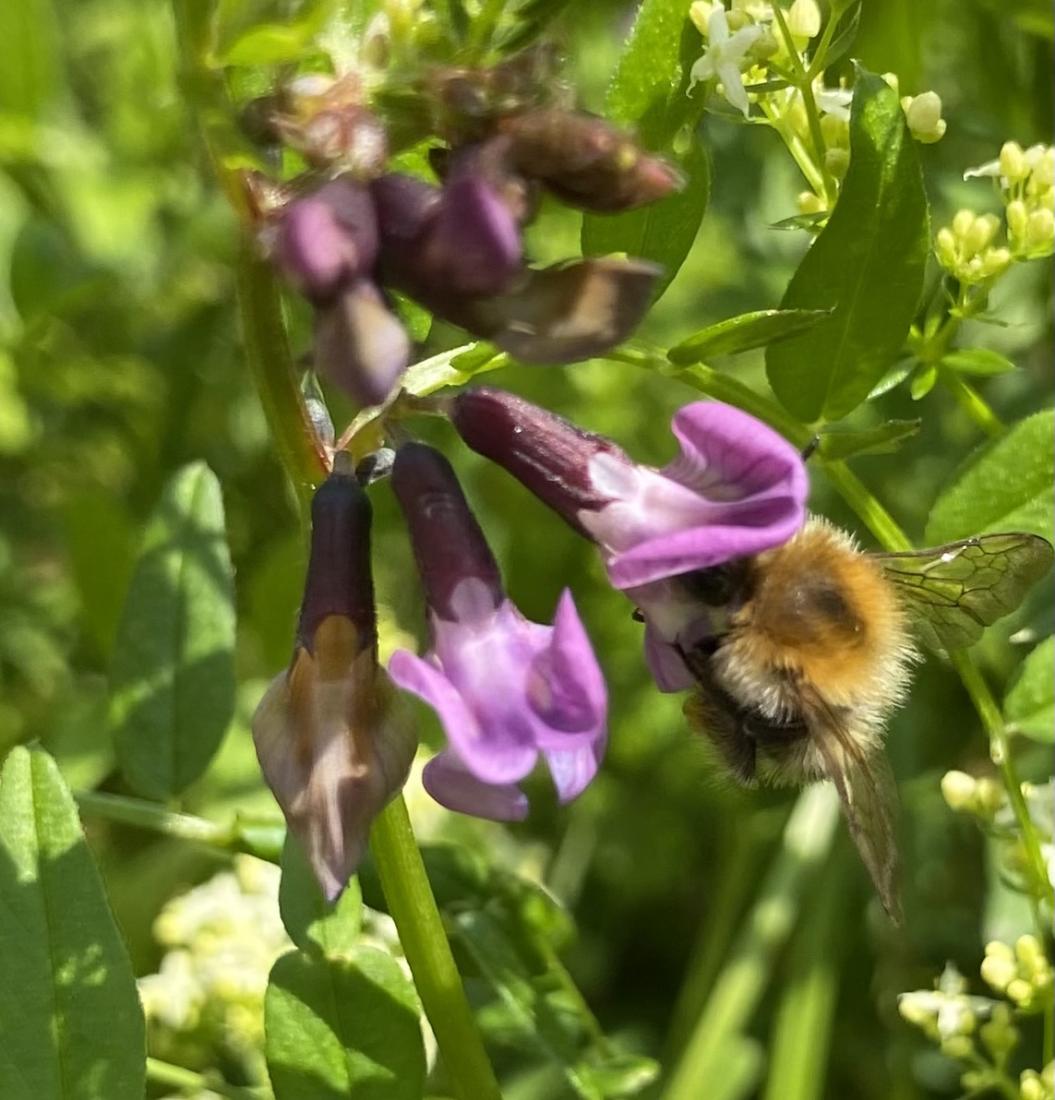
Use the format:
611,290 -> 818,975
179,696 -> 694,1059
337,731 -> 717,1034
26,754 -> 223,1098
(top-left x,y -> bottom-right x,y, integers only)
270,177 -> 378,303
500,109 -> 683,213
390,442 -> 504,618
252,457 -> 416,900
370,172 -> 440,244
314,278 -> 410,407
387,442 -> 607,820
438,138 -> 539,227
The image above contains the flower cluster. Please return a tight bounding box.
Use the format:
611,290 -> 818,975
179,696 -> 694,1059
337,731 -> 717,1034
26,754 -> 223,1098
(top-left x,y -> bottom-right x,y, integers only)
252,387 -> 807,898
963,142 -> 1055,259
980,937 -> 1054,1013
138,857 -> 291,1083
686,1 -> 945,215
934,209 -> 1012,285
246,60 -> 681,408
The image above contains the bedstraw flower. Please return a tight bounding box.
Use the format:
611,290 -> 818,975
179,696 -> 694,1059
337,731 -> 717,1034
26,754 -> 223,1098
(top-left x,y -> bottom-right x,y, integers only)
251,456 -> 416,900
448,388 -> 808,691
388,443 -> 607,821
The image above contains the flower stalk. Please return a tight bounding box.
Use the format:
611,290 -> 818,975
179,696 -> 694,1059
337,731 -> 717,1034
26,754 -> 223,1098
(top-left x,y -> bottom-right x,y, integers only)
171,2 -> 501,1095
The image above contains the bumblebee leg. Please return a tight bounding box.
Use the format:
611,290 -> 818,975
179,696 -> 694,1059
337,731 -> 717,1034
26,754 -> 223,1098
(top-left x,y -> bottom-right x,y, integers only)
684,691 -> 757,785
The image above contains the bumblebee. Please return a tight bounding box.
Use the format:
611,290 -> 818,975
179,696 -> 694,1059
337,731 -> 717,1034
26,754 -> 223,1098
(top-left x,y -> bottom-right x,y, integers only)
664,517 -> 1053,921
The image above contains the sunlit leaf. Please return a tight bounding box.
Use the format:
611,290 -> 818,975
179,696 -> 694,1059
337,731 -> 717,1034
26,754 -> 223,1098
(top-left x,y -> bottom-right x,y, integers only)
0,746 -> 145,1099
668,309 -> 831,364
265,948 -> 425,1100
817,418 -> 920,459
110,462 -> 236,800
1004,637 -> 1054,743
279,833 -> 363,956
766,68 -> 929,422
925,409 -> 1055,543
581,0 -> 708,298
941,347 -> 1017,376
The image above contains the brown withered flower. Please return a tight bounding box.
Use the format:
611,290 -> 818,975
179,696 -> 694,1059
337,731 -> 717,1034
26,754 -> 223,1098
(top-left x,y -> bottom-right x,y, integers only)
251,454 -> 415,900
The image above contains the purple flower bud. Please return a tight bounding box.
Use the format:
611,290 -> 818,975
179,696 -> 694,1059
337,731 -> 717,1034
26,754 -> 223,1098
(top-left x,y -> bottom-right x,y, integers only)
314,278 -> 410,407
271,177 -> 378,303
500,109 -> 684,213
252,459 -> 416,900
387,443 -> 607,819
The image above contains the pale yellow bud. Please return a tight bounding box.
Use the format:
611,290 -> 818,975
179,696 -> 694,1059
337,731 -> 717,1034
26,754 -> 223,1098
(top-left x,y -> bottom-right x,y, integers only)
941,770 -> 977,811
906,91 -> 943,135
1007,199 -> 1029,239
1006,977 -> 1033,1005
935,227 -> 958,267
974,777 -> 1005,814
689,1 -> 717,36
1032,148 -> 1055,189
726,8 -> 750,31
953,208 -> 976,237
1015,934 -> 1044,969
941,1035 -> 973,1059
980,247 -> 1011,279
1026,208 -> 1054,250
881,72 -> 900,92
917,119 -> 946,144
796,191 -> 826,215
999,141 -> 1027,182
825,147 -> 849,179
820,112 -> 848,148
786,0 -> 821,40
1020,1072 -> 1045,1100
965,213 -> 1000,255
981,953 -> 1016,993
898,997 -> 935,1027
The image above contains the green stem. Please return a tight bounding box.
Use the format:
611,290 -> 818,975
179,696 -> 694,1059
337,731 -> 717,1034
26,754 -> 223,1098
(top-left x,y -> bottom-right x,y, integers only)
146,1056 -> 269,1099
949,653 -> 1054,909
467,0 -> 508,55
371,798 -> 502,1100
75,790 -> 286,862
804,9 -> 839,80
664,786 -> 841,1100
171,3 -> 500,1094
937,367 -> 1005,439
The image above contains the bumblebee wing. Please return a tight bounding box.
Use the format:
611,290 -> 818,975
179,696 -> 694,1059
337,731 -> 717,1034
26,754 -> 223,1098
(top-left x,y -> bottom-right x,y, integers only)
874,533 -> 1053,652
804,690 -> 902,923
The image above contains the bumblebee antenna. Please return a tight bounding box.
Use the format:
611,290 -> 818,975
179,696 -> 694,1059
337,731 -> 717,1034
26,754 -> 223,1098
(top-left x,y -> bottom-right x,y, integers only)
800,435 -> 821,462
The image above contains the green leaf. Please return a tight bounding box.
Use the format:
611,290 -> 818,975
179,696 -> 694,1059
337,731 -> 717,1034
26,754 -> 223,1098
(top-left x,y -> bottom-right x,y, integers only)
110,462 -> 236,801
581,0 -> 709,298
279,833 -> 363,957
817,418 -> 921,459
0,746 -> 145,1099
909,363 -> 937,400
218,23 -> 313,66
668,309 -> 831,364
0,0 -> 64,119
867,359 -> 913,399
925,409 -> 1055,543
941,347 -> 1018,376
265,948 -> 425,1100
575,1054 -> 661,1098
765,68 -> 929,423
1004,637 -> 1054,743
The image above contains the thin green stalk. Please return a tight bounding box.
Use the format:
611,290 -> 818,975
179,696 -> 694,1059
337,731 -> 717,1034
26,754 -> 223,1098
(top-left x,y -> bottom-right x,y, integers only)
467,0 -> 508,54
75,790 -> 285,862
171,3 -> 501,1095
371,798 -> 502,1100
937,366 -> 1005,439
664,786 -> 841,1100
146,1056 -> 269,1099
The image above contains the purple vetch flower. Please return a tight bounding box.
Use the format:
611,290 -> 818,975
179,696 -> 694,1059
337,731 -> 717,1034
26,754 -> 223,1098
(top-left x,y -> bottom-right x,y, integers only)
386,442 -> 607,820
264,175 -> 409,407
372,172 -> 660,363
251,455 -> 416,900
448,388 -> 809,690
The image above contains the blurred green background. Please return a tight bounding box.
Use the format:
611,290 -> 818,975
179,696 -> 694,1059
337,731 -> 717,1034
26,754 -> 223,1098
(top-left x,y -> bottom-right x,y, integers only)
0,0 -> 1051,1096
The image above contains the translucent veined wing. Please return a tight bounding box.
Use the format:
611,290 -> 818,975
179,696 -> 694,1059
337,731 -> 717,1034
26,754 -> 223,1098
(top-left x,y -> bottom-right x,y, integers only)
802,686 -> 902,923
874,533 -> 1053,652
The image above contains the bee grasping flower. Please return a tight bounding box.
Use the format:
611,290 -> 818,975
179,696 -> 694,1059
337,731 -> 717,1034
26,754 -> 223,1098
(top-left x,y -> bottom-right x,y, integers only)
388,442 -> 607,820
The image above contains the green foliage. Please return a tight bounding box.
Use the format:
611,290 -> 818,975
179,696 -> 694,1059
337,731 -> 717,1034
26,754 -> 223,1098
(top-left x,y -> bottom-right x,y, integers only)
667,308 -> 831,364
817,418 -> 921,459
581,0 -> 709,298
1004,637 -> 1055,743
109,462 -> 236,800
766,68 -> 929,423
926,409 -> 1055,542
0,746 -> 145,1099
279,833 -> 365,955
265,947 -> 425,1100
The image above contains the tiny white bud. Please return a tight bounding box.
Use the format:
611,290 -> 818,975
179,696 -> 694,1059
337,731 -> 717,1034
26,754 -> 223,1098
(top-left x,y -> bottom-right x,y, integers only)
941,770 -> 977,810
974,776 -> 1006,814
1031,147 -> 1055,188
981,953 -> 1016,992
999,141 -> 1027,182
917,119 -> 946,144
980,248 -> 1011,279
906,90 -> 943,135
796,191 -> 826,215
1020,1072 -> 1045,1100
1006,977 -> 1033,1005
935,227 -> 958,268
1015,934 -> 1044,968
1007,199 -> 1029,239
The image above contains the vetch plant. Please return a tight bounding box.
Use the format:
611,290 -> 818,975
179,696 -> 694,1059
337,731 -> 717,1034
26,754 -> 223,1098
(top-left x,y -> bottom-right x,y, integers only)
1,3 -> 1052,1100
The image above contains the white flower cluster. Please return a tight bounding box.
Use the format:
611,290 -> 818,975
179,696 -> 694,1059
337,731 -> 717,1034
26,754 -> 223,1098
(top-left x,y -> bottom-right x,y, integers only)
138,857 -> 292,1082
686,1 -> 946,216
